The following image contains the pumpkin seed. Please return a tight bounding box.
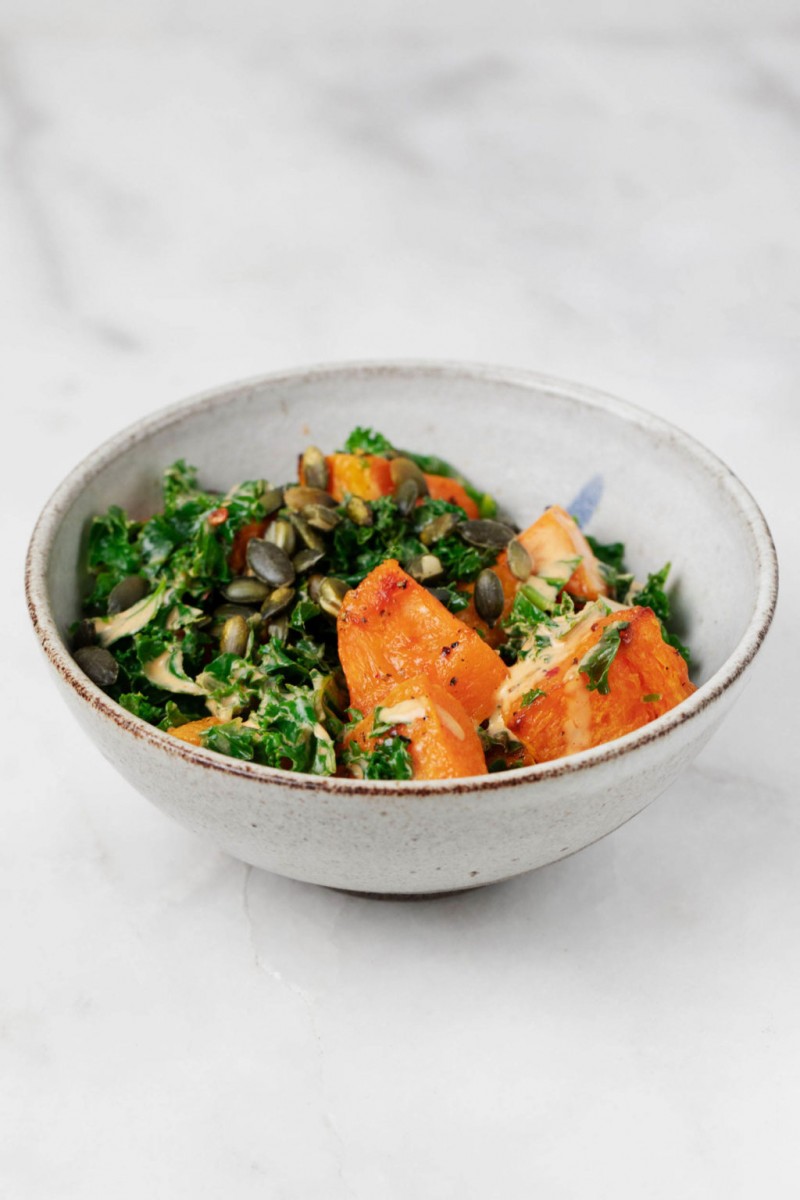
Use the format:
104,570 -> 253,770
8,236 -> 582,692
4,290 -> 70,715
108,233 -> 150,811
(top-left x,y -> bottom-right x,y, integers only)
74,645 -> 119,688
107,575 -> 148,614
261,486 -> 285,516
214,602 -> 256,620
72,618 -> 98,650
458,519 -> 516,549
303,503 -> 342,532
474,568 -> 505,626
294,547 -> 325,574
284,485 -> 336,511
260,585 -> 295,620
395,477 -> 420,517
307,573 -> 325,604
289,514 -> 326,553
407,554 -> 445,584
220,614 -> 250,656
246,539 -> 296,586
507,538 -> 532,581
419,511 -> 460,546
222,576 -> 271,605
265,518 -> 296,556
212,602 -> 257,634
318,576 -> 350,617
390,456 -> 429,495
345,496 -> 373,527
301,445 -> 329,490
267,613 -> 289,642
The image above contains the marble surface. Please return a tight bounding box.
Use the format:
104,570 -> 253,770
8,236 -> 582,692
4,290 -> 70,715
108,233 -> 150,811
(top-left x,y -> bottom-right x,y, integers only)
5,5 -> 798,1196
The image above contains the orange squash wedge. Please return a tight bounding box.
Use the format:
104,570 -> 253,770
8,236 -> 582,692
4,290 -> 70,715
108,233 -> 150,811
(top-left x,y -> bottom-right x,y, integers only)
501,605 -> 695,763
344,676 -> 487,779
516,505 -> 608,601
166,716 -> 222,746
337,559 -> 509,724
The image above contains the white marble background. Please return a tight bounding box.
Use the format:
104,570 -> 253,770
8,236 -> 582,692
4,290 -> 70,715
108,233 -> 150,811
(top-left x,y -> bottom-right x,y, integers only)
4,1 -> 799,1196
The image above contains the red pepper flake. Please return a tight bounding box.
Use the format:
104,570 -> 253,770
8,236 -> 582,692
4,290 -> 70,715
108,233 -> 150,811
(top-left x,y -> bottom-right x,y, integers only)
208,506 -> 229,527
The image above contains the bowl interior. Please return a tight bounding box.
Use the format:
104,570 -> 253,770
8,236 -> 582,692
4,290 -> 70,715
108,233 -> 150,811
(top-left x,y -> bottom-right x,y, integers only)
44,365 -> 767,694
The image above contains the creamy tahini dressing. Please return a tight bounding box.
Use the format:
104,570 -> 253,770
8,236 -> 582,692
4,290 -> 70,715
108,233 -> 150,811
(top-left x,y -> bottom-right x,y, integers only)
560,669 -> 594,754
377,700 -> 428,726
496,603 -> 600,713
435,705 -> 466,740
94,590 -> 163,647
143,649 -> 205,695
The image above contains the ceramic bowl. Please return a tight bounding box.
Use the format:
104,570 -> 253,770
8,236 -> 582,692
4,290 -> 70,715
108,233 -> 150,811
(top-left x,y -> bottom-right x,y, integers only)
25,362 -> 778,894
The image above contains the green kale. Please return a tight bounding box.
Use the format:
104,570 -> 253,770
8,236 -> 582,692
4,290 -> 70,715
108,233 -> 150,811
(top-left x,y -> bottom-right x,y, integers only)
201,687 -> 337,776
633,563 -> 691,665
500,584 -> 561,664
117,692 -> 164,724
326,494 -> 497,590
343,427 -> 396,456
586,535 -> 627,574
585,535 -> 633,600
578,621 -> 629,695
85,506 -> 143,610
200,719 -> 261,761
520,688 -> 546,707
342,734 -> 414,781
255,684 -> 336,774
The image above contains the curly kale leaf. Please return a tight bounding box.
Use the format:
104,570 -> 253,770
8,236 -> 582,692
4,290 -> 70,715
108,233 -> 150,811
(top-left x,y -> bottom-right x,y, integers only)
633,563 -> 692,665
500,584 -> 574,664
342,734 -> 414,780
578,621 -> 630,695
342,427 -> 396,456
85,506 -> 143,609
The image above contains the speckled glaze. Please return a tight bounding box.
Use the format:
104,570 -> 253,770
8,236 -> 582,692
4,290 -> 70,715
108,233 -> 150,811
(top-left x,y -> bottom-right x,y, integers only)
25,362 -> 778,894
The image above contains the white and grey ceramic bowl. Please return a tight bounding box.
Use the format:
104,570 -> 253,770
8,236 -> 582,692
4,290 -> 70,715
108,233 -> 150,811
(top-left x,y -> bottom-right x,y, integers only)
26,362 -> 778,894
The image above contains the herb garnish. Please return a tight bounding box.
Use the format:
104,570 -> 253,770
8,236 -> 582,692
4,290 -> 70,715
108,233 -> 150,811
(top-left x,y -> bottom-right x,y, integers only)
578,621 -> 630,694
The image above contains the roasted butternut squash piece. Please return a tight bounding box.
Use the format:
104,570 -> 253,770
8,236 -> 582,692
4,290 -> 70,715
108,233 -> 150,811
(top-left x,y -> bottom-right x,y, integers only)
229,520 -> 269,574
458,505 -> 607,643
422,475 -> 480,518
501,605 -> 695,763
320,453 -> 394,501
337,559 -> 509,723
309,452 -> 481,518
344,676 -> 487,779
516,505 -> 608,601
166,716 -> 222,745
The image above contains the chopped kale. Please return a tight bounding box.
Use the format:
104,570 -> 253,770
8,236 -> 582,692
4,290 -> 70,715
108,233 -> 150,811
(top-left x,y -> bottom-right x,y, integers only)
633,563 -> 692,665
586,535 -> 627,574
578,621 -> 630,695
342,427 -> 396,456
499,584 -> 575,665
342,734 -> 414,780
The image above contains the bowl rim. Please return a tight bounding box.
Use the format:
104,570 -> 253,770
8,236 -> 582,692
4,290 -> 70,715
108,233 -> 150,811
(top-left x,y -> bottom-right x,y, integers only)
25,359 -> 779,796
